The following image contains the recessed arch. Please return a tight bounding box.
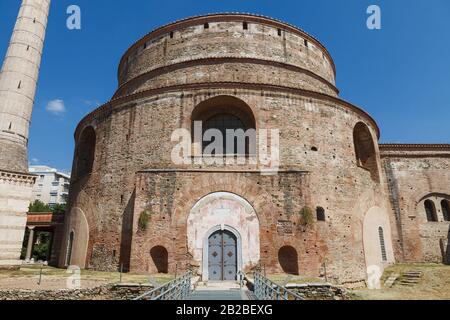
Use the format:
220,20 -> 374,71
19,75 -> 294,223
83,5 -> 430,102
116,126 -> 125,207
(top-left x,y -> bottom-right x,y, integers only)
424,200 -> 438,222
441,200 -> 450,222
278,246 -> 299,275
191,95 -> 256,155
362,206 -> 395,289
150,246 -> 169,274
74,126 -> 96,180
187,191 -> 260,280
353,122 -> 380,183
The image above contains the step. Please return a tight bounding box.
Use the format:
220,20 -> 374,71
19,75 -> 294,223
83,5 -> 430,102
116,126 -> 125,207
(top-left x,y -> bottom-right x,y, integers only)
384,274 -> 399,288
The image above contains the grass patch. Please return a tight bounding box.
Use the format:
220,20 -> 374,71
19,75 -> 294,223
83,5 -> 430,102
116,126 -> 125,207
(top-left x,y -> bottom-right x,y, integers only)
0,266 -> 174,286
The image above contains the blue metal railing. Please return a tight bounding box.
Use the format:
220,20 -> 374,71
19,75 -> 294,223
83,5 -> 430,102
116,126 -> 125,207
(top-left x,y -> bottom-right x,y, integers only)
133,270 -> 193,300
253,271 -> 304,300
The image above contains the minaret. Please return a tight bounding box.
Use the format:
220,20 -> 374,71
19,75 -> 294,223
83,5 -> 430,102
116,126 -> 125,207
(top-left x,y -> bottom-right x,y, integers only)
0,0 -> 51,268
0,0 -> 51,172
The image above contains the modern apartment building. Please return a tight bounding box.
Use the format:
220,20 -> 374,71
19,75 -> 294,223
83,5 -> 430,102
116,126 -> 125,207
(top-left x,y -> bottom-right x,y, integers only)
29,166 -> 70,206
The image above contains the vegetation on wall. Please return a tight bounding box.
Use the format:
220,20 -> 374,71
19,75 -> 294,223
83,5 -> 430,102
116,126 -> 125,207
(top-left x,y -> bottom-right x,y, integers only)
138,211 -> 150,232
298,206 -> 314,227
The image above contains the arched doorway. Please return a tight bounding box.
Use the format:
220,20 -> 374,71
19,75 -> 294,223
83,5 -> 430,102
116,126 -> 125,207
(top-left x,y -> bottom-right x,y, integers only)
187,192 -> 260,281
208,229 -> 238,281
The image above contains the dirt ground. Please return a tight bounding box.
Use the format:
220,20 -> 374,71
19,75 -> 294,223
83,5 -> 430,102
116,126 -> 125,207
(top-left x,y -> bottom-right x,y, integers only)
0,266 -> 173,291
351,263 -> 450,300
1,264 -> 449,300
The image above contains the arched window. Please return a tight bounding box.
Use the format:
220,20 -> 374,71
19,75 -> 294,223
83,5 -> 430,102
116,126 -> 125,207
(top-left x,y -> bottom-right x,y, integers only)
316,207 -> 326,221
74,127 -> 96,180
378,227 -> 387,262
150,246 -> 169,274
192,96 -> 256,156
278,246 -> 299,275
65,231 -> 74,267
425,200 -> 438,222
353,122 -> 380,183
202,114 -> 248,154
442,200 -> 450,222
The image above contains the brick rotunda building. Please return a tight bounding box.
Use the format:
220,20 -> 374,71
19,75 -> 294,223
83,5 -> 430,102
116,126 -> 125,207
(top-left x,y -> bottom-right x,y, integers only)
59,13 -> 450,287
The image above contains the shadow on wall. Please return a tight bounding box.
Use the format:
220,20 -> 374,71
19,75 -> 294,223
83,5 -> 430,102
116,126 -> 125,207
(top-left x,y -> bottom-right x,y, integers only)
119,190 -> 136,272
278,246 -> 299,275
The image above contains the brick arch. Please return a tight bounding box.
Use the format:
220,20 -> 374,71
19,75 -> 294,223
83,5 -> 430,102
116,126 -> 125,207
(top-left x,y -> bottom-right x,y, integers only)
278,245 -> 299,275
353,122 -> 380,183
415,192 -> 450,222
59,188 -> 99,268
171,173 -> 275,227
150,246 -> 169,274
191,95 -> 256,130
411,190 -> 450,216
182,93 -> 260,131
73,126 -> 96,181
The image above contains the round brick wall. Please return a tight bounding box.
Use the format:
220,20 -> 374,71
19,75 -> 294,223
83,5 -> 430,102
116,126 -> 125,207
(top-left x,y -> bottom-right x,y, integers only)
60,14 -> 392,285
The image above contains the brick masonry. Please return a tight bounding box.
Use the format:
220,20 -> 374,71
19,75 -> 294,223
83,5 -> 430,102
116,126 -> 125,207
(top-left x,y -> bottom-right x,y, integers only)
58,14 -> 450,287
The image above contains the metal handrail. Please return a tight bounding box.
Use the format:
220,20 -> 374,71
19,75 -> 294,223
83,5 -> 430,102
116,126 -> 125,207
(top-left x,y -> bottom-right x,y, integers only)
253,271 -> 304,300
237,270 -> 246,289
133,270 -> 193,300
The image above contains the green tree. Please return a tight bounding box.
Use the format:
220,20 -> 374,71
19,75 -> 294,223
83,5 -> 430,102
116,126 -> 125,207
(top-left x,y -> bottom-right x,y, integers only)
29,200 -> 50,213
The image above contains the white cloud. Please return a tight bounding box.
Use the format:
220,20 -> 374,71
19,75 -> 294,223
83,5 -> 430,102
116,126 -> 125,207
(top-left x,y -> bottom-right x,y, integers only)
46,99 -> 66,114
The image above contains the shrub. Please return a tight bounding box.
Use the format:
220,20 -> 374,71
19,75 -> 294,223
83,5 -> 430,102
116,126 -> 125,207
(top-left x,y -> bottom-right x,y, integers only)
138,211 -> 150,232
299,206 -> 314,226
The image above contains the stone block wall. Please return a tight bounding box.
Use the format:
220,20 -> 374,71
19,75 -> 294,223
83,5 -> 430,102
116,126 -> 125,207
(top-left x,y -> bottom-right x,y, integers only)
381,145 -> 450,264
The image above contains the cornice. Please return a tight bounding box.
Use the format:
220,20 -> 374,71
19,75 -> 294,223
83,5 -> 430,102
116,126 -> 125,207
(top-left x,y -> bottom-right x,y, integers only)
114,57 -> 339,99
75,81 -> 380,139
117,13 -> 336,79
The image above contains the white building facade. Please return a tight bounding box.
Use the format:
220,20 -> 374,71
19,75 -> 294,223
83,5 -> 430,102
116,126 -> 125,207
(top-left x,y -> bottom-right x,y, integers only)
29,166 -> 70,206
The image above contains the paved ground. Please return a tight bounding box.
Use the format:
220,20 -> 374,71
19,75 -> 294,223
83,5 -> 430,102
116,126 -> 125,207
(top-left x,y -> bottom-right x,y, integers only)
189,281 -> 250,300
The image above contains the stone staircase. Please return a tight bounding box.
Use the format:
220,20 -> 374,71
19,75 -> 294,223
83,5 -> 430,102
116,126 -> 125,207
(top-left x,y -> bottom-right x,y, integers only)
384,274 -> 400,288
399,270 -> 423,286
189,281 -> 248,300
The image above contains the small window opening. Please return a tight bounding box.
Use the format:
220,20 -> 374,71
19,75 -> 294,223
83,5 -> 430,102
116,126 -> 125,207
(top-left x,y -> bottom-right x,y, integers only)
316,207 -> 326,221
243,22 -> 248,30
170,31 -> 174,39
304,39 -> 308,47
204,23 -> 209,29
277,28 -> 282,36
17,81 -> 21,89
378,227 -> 388,262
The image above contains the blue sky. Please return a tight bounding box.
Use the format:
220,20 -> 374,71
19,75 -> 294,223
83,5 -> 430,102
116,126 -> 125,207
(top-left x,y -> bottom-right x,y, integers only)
0,0 -> 449,172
